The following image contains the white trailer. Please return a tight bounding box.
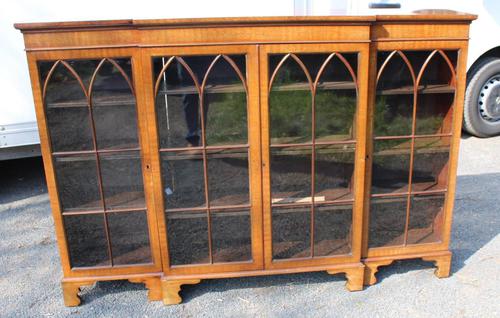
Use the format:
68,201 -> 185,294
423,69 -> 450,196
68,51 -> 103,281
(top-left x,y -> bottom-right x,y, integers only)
2,0 -> 499,160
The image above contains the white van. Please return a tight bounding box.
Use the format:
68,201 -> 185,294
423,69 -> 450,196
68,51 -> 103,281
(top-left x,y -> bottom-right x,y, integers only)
2,0 -> 498,160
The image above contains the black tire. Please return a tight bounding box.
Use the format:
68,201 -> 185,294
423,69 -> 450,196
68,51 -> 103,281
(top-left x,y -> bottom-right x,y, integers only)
463,57 -> 500,137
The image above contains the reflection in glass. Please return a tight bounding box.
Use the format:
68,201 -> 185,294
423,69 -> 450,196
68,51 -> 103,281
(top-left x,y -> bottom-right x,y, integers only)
54,154 -> 101,211
42,62 -> 93,152
374,95 -> 414,137
155,58 -> 201,148
375,52 -> 414,137
272,206 -> 311,259
315,54 -> 357,142
91,59 -> 138,150
269,54 -> 312,144
166,211 -> 209,265
64,214 -> 109,267
371,139 -> 411,194
419,51 -> 455,87
369,196 -> 407,248
154,55 -> 247,148
207,148 -> 249,206
416,50 -> 456,135
100,151 -> 145,210
271,147 -> 311,204
416,94 -> 454,135
108,211 -> 151,265
408,194 -> 445,244
315,143 -> 355,201
204,56 -> 247,146
314,204 -> 352,256
161,151 -> 206,210
211,210 -> 251,263
412,137 -> 451,192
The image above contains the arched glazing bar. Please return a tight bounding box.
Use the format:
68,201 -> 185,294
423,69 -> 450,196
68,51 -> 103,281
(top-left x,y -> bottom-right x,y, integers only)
43,60 -> 89,101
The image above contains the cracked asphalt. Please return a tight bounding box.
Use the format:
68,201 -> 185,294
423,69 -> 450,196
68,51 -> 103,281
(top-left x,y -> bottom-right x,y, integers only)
1,134 -> 499,317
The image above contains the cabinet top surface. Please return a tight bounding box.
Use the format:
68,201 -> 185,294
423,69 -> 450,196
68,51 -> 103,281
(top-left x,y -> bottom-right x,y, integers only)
14,10 -> 476,32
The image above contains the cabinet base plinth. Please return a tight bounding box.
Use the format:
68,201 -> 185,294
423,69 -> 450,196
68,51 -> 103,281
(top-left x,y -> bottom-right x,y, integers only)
61,280 -> 94,307
363,250 -> 452,286
422,252 -> 452,278
61,274 -> 162,307
327,264 -> 365,291
128,276 -> 162,301
161,278 -> 201,305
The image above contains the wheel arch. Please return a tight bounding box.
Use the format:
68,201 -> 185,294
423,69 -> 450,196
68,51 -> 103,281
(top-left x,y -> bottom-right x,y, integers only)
468,46 -> 500,80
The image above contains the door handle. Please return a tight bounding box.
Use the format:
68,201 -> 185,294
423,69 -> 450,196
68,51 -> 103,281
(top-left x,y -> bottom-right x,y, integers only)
369,2 -> 401,9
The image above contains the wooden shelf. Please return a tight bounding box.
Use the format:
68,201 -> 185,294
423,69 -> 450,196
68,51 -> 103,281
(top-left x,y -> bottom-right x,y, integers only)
377,84 -> 454,96
157,81 -> 356,95
46,94 -> 135,109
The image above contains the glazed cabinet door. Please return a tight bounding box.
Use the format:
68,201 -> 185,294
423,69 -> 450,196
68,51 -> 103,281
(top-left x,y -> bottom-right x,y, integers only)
145,46 -> 263,274
31,51 -> 161,276
367,48 -> 460,256
260,44 -> 369,269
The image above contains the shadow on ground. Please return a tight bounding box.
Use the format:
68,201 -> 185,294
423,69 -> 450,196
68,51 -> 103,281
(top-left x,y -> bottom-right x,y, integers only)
0,157 -> 46,204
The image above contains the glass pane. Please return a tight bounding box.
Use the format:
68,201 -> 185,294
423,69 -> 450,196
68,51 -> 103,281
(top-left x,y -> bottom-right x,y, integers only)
154,58 -> 201,148
369,196 -> 407,248
211,210 -> 251,263
419,51 -> 455,87
416,50 -> 456,135
371,139 -> 411,194
42,61 -> 93,152
314,204 -> 352,256
272,206 -> 311,259
374,95 -> 414,137
416,93 -> 454,135
91,59 -> 139,150
64,214 -> 109,267
315,143 -> 355,202
161,151 -> 206,210
54,154 -> 101,212
166,211 -> 209,265
375,52 -> 414,137
407,194 -> 445,244
269,54 -> 312,144
406,51 -> 433,77
204,55 -> 247,146
108,211 -> 152,265
315,53 -> 357,142
412,137 -> 451,192
207,148 -> 249,206
99,151 -> 145,210
70,60 -> 101,88
271,146 -> 311,204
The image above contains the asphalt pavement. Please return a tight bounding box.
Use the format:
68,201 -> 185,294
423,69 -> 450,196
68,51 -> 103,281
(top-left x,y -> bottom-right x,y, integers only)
0,134 -> 499,317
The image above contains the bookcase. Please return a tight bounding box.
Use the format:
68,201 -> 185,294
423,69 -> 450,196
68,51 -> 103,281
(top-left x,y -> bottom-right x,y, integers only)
14,11 -> 475,306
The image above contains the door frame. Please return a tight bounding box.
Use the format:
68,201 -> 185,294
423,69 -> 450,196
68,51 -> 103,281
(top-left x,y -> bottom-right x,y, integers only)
259,43 -> 370,270
141,45 -> 264,275
26,47 -> 163,278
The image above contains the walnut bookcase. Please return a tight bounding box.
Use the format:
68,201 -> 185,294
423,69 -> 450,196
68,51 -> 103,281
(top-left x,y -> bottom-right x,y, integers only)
15,12 -> 475,306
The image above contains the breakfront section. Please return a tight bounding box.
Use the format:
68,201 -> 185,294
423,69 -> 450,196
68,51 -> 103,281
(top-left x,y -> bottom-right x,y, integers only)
362,19 -> 472,284
16,13 -> 475,307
